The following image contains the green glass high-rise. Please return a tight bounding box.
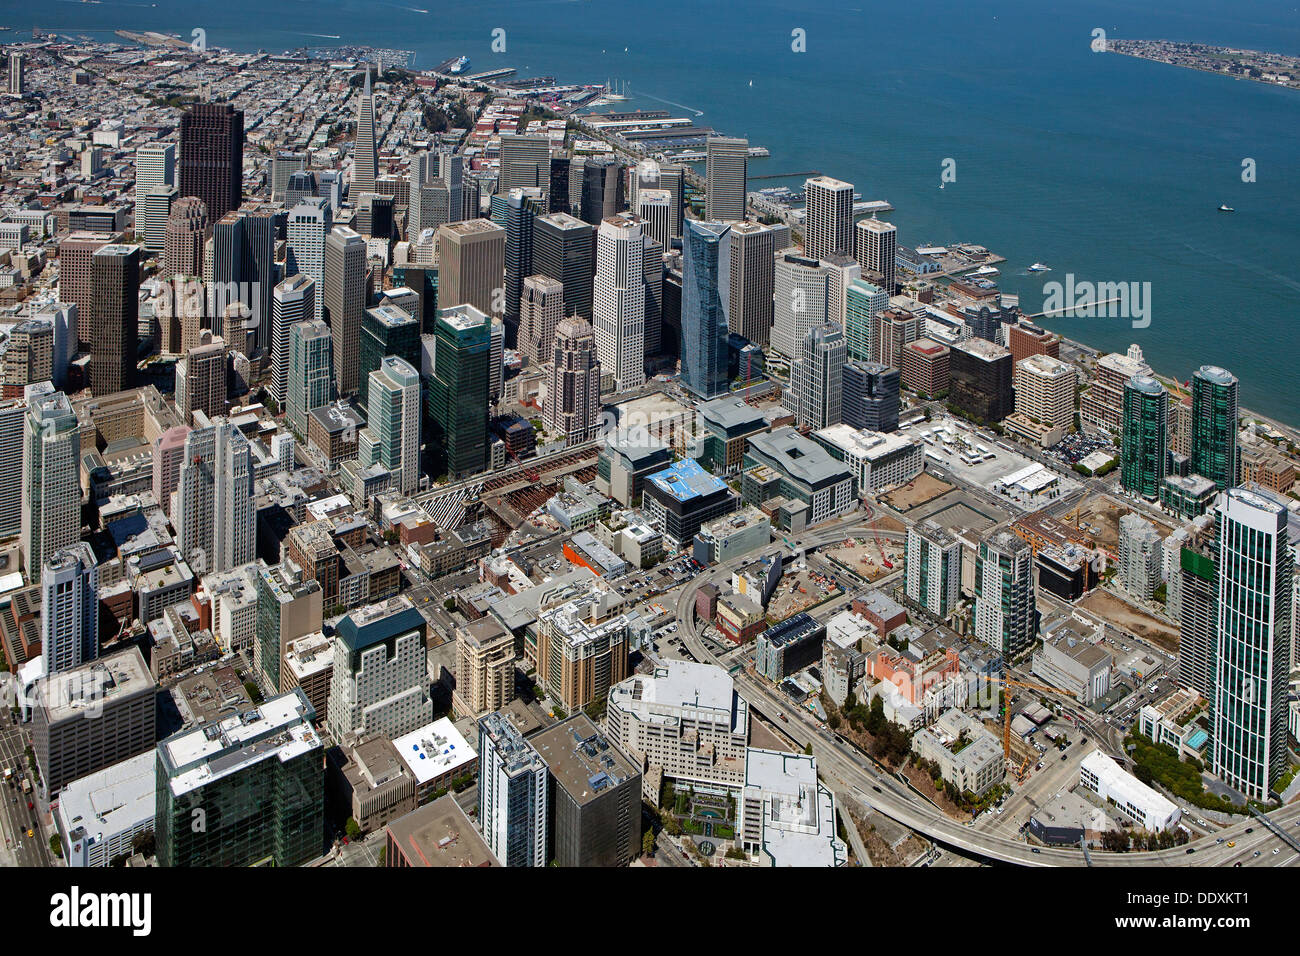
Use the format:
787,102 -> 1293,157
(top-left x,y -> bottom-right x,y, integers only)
1191,364 -> 1238,490
1120,374 -> 1168,501
427,304 -> 490,480
155,690 -> 324,867
358,303 -> 420,409
844,278 -> 887,363
1211,487 -> 1292,801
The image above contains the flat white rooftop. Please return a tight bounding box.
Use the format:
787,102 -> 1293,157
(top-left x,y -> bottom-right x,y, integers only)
161,692 -> 320,798
393,717 -> 477,786
56,751 -> 156,850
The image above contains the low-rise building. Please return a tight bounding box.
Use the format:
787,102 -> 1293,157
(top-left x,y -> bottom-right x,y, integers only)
812,424 -> 924,496
1078,749 -> 1180,831
55,751 -> 156,868
384,794 -> 498,867
334,735 -> 418,833
1031,621 -> 1112,705
911,708 -> 1005,798
392,717 -> 478,802
715,591 -> 766,644
755,613 -> 825,682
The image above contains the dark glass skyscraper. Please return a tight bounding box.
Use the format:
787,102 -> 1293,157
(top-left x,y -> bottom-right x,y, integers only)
178,102 -> 244,223
358,303 -> 420,409
427,305 -> 490,479
1191,364 -> 1239,490
503,187 -> 547,348
533,212 -> 594,322
89,244 -> 140,395
1121,374 -> 1168,501
680,220 -> 731,400
155,690 -> 324,868
843,360 -> 900,433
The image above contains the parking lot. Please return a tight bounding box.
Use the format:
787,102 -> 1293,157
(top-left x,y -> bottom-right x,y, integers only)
896,416 -> 1081,512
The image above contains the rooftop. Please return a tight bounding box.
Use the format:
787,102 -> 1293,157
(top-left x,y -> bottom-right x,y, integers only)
531,714 -> 639,806
385,794 -> 498,867
646,457 -> 728,503
159,690 -> 320,798
392,717 -> 477,786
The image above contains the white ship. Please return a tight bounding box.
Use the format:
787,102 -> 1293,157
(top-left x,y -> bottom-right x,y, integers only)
1028,262 -> 1051,272
448,55 -> 470,75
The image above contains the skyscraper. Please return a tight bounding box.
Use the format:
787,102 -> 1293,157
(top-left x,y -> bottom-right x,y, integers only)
22,387 -> 80,586
437,219 -> 506,318
163,197 -> 209,280
156,690 -> 324,868
1212,487 -> 1292,800
844,277 -> 888,363
1120,374 -> 1169,501
134,143 -> 175,253
286,319 -> 333,440
533,212 -> 593,322
7,53 -> 23,96
792,323 -> 845,431
351,68 -> 377,196
477,710 -> 548,868
89,244 -> 140,395
502,187 -> 546,346
176,335 -> 228,424
1191,364 -> 1239,490
804,176 -> 854,260
326,597 -> 432,744
175,423 -> 255,576
58,231 -> 115,350
498,133 -> 551,195
209,207 -> 277,351
578,156 -> 623,226
906,521 -> 961,620
358,303 -> 420,410
842,360 -> 900,433
270,150 -> 307,203
178,102 -> 244,223
593,216 -> 646,392
855,217 -> 897,294
41,542 -> 99,676
545,316 -> 601,447
270,274 -> 315,406
428,305 -> 490,479
770,250 -> 829,361
727,220 -> 780,346
322,226 -> 368,397
680,220 -> 732,400
519,274 -> 565,367
974,531 -> 1037,661
286,199 -> 333,322
633,162 -> 685,242
358,356 -> 421,495
705,136 -> 748,223
0,399 -> 24,539
636,188 -> 673,255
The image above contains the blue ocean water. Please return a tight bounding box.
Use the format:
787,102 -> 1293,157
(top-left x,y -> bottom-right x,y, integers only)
20,0 -> 1300,422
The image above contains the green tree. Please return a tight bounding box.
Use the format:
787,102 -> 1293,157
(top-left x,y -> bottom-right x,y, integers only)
642,830 -> 655,857
345,818 -> 362,841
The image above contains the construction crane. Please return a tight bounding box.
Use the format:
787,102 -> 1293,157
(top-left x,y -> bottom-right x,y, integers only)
975,672 -> 1081,779
861,503 -> 894,569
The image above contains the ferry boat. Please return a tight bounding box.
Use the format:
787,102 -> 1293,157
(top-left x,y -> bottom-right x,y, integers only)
448,55 -> 470,75
969,265 -> 1000,277
1218,204 -> 1234,212
1028,262 -> 1051,272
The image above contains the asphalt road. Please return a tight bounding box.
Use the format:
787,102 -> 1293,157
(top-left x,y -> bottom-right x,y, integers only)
0,712 -> 51,867
671,516 -> 1300,868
